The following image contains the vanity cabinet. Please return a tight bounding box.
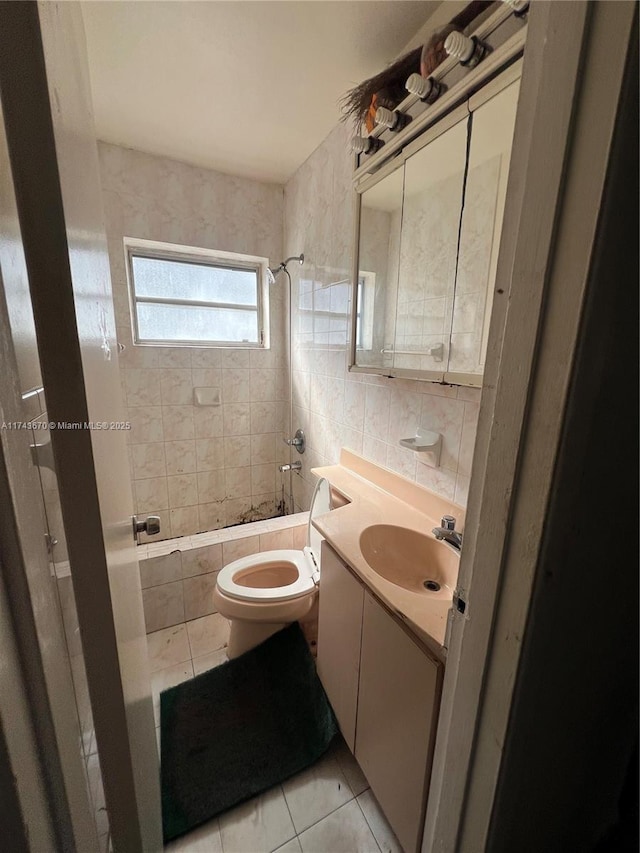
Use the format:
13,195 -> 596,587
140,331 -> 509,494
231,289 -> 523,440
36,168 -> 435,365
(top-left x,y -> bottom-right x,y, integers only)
317,543 -> 442,853
316,542 -> 364,751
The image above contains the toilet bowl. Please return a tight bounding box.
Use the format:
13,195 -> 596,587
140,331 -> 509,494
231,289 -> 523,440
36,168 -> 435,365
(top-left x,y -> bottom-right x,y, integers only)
213,477 -> 331,659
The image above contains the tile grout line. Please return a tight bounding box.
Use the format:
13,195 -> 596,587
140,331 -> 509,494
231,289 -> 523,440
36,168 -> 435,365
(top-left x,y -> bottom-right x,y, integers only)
289,790 -> 358,842
273,783 -> 298,853
353,795 -> 384,853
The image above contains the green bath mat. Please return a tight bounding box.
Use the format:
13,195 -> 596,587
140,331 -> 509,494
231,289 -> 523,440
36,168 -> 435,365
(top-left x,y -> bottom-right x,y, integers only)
160,622 -> 338,842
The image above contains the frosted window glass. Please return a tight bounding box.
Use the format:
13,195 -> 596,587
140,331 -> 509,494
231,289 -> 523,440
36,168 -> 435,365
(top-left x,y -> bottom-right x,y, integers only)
131,256 -> 257,306
137,303 -> 259,343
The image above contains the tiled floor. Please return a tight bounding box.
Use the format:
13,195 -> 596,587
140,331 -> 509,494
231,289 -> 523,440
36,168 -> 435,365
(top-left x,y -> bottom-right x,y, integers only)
147,619 -> 403,853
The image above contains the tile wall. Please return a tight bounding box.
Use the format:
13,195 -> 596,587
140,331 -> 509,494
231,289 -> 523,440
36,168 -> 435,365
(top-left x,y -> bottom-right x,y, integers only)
98,144 -> 290,541
284,122 -> 481,511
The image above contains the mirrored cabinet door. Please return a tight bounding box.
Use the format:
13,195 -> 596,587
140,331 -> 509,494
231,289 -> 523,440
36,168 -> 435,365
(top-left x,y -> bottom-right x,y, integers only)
356,167 -> 404,369
447,79 -> 520,377
394,117 -> 468,374
351,67 -> 521,386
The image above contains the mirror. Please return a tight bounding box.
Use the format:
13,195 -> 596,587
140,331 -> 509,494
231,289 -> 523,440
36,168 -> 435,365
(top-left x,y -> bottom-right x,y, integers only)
449,80 -> 520,375
356,167 -> 404,368
393,117 -> 468,372
352,74 -> 520,386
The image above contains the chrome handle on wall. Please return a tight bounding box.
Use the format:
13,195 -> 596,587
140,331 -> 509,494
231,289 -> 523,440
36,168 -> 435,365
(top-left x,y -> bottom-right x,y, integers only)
133,515 -> 161,538
282,428 -> 306,454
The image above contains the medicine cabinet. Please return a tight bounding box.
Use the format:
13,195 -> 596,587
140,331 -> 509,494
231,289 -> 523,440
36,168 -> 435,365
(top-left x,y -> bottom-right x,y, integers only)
351,66 -> 521,386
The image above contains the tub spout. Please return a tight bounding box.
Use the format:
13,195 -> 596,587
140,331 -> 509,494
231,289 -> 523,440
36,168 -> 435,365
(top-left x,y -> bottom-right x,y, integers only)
279,462 -> 302,473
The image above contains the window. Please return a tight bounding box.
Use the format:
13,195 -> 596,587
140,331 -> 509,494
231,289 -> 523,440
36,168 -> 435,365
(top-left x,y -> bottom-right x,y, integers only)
125,239 -> 270,347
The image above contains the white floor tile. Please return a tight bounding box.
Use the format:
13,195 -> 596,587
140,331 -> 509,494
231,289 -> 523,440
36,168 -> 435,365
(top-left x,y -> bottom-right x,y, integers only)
164,818 -> 223,852
192,648 -> 228,676
297,800 -> 379,853
272,838 -> 303,853
332,736 -> 369,797
152,660 -> 194,725
147,624 -> 191,672
282,750 -> 353,834
186,613 -> 229,658
357,790 -> 402,853
218,786 -> 296,853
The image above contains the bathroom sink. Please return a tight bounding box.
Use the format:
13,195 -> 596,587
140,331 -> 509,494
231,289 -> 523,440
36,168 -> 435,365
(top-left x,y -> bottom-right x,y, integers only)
359,524 -> 458,596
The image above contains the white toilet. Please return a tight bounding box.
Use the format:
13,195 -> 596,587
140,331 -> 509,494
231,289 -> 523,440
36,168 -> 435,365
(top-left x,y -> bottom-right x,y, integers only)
213,477 -> 331,659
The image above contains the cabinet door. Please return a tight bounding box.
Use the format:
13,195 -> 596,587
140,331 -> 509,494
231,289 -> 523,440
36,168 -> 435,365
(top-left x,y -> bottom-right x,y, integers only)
356,592 -> 441,853
317,543 -> 364,751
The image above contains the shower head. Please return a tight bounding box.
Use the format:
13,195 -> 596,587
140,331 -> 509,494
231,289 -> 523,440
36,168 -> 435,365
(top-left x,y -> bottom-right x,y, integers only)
268,253 -> 304,283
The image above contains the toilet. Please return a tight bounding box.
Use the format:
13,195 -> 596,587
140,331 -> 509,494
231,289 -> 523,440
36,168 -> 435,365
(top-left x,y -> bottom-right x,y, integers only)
213,477 -> 331,659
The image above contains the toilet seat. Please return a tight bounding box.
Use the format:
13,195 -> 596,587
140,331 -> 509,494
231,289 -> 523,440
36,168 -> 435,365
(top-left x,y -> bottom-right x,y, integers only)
215,549 -> 317,603
215,477 -> 331,605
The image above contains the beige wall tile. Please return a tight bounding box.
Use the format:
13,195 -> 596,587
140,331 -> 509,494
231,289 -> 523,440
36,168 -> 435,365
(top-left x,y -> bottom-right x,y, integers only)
260,528 -> 294,551
162,405 -> 195,441
129,405 -> 164,444
181,543 -> 223,578
223,403 -> 251,436
251,463 -> 275,496
165,439 -> 197,475
139,551 -> 182,588
167,473 -> 198,508
160,368 -> 193,405
183,572 -> 219,620
196,438 -> 225,471
135,477 -> 169,512
197,470 -> 226,503
225,466 -> 252,499
197,501 -> 225,533
169,505 -> 200,537
222,368 -> 250,403
142,581 -> 184,633
222,535 -> 260,564
132,443 -> 166,479
124,368 -> 161,407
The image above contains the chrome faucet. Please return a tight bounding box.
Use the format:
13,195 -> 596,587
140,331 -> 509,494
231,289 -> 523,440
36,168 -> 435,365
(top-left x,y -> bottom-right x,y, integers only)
279,461 -> 302,473
432,515 -> 463,551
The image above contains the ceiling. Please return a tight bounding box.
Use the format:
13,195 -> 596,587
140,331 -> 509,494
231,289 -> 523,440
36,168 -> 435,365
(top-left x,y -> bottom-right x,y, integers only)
81,1 -> 438,184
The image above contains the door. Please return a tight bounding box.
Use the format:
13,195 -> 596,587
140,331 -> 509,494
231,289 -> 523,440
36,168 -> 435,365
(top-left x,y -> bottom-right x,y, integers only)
316,543 -> 364,751
356,592 -> 440,853
0,3 -> 162,850
422,3 -> 638,851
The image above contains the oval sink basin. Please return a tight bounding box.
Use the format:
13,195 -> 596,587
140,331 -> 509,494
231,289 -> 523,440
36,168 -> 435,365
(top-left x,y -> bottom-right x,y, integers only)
359,524 -> 458,596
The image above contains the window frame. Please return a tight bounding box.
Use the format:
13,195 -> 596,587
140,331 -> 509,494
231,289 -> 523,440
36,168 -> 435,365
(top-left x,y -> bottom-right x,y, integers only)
124,238 -> 271,348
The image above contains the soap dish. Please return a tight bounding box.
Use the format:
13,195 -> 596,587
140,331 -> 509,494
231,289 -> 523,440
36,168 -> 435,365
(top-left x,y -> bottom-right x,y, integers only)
399,429 -> 442,468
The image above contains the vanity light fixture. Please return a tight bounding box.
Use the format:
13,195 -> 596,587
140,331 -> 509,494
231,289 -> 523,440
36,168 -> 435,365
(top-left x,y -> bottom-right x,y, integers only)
351,135 -> 384,155
405,73 -> 442,104
374,106 -> 411,133
444,31 -> 487,68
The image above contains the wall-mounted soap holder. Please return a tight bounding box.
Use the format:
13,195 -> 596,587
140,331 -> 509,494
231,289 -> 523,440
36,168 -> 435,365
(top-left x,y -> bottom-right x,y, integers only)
399,429 -> 442,468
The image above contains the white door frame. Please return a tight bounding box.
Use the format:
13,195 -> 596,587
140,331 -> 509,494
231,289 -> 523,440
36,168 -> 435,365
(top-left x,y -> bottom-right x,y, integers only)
0,3 -> 162,850
422,2 -> 638,850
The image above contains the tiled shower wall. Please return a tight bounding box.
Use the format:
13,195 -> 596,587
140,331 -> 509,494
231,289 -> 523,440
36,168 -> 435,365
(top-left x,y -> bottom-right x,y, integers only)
284,122 -> 480,511
98,144 -> 291,541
